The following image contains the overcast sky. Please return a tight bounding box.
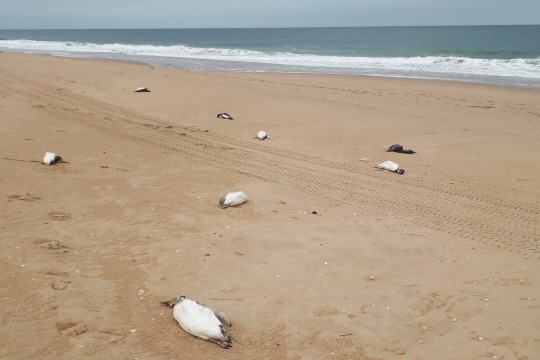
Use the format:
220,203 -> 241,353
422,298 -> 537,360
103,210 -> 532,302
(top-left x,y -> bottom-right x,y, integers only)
1,0 -> 539,29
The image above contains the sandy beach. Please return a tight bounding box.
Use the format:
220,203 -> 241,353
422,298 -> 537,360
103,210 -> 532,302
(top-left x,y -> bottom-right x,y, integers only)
1,51 -> 539,360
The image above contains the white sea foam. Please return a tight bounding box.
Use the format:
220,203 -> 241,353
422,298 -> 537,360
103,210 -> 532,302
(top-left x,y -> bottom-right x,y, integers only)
1,39 -> 539,84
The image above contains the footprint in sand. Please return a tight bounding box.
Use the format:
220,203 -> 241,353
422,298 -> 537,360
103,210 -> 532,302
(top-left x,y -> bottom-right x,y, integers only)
48,212 -> 71,221
312,305 -> 341,317
55,320 -> 88,336
34,238 -> 70,252
7,193 -> 41,201
45,270 -> 71,290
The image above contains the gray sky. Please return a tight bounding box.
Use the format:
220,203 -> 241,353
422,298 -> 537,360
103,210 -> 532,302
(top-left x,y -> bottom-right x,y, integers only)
1,0 -> 539,29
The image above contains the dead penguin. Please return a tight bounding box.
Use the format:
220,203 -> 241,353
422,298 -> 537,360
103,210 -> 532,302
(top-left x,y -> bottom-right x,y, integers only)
160,296 -> 233,349
255,130 -> 272,140
386,144 -> 415,154
374,160 -> 405,174
134,87 -> 150,92
42,152 -> 64,166
217,113 -> 233,120
219,191 -> 247,209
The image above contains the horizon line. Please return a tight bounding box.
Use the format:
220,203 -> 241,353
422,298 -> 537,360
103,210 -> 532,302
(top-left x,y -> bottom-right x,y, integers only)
1,24 -> 539,31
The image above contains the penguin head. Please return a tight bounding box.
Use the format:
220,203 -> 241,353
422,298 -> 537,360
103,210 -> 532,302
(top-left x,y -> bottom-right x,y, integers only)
160,295 -> 186,307
396,168 -> 405,175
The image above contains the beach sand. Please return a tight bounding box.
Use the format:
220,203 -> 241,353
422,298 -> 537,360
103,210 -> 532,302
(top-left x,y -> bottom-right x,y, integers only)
1,52 -> 539,360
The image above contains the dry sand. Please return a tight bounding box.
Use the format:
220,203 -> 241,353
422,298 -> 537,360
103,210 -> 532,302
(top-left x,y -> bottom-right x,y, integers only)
1,52 -> 539,360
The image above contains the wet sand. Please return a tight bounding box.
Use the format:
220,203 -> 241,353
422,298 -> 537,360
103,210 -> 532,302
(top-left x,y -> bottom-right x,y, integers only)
1,52 -> 539,360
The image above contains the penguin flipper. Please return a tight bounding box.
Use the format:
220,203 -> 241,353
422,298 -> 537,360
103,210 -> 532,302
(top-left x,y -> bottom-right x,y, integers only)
210,308 -> 232,326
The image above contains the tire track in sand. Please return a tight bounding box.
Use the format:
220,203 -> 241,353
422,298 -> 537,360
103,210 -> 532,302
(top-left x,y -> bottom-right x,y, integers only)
8,76 -> 539,257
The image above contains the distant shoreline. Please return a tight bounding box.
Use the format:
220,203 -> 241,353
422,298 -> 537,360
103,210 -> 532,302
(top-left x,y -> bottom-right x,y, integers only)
2,48 -> 540,90
1,25 -> 539,89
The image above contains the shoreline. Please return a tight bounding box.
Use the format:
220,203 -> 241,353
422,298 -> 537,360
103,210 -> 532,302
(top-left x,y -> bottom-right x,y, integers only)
1,51 -> 539,360
1,46 -> 539,89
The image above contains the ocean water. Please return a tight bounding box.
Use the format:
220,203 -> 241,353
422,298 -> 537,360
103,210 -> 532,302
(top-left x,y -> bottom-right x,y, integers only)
0,26 -> 539,88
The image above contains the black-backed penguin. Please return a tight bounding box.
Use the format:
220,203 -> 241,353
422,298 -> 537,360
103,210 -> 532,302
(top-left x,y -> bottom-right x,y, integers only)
386,144 -> 415,154
217,113 -> 233,120
255,130 -> 271,140
42,152 -> 64,166
160,296 -> 233,348
219,191 -> 247,208
374,160 -> 405,174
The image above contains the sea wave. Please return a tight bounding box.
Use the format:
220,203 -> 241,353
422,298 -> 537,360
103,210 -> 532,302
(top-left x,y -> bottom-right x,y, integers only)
1,39 -> 539,81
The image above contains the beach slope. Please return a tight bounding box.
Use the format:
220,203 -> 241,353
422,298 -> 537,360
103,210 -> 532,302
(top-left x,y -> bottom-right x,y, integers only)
1,52 -> 539,360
